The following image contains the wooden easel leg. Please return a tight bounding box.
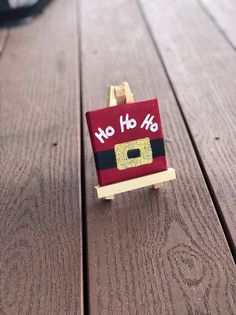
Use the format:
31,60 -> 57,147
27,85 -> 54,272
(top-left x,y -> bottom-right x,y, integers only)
103,82 -> 135,199
105,195 -> 115,200
153,183 -> 163,189
107,82 -> 134,107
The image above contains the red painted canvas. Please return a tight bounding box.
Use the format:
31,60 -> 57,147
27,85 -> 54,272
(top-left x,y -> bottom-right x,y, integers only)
86,98 -> 167,186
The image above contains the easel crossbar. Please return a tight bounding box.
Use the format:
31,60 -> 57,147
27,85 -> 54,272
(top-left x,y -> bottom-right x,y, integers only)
95,168 -> 176,198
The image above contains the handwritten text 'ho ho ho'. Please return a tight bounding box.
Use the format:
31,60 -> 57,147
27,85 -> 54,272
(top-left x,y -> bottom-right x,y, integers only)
95,113 -> 159,144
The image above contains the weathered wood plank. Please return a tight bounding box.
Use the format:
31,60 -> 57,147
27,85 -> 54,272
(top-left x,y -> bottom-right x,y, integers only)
199,0 -> 236,48
81,0 -> 236,314
0,29 -> 8,56
0,1 -> 83,314
140,0 -> 236,249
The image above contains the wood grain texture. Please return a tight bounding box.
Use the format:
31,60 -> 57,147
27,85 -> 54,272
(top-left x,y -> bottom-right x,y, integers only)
199,0 -> 236,48
81,0 -> 236,314
140,0 -> 236,249
0,1 -> 83,314
0,29 -> 8,56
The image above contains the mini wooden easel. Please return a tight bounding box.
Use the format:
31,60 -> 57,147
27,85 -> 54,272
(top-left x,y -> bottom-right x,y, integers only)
95,82 -> 176,199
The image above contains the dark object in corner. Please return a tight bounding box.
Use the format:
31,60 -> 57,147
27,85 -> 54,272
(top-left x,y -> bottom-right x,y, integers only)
0,0 -> 52,26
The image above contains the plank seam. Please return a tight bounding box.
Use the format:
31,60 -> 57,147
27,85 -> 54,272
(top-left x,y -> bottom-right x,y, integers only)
136,0 -> 236,262
0,29 -> 10,57
77,0 -> 90,313
196,0 -> 236,51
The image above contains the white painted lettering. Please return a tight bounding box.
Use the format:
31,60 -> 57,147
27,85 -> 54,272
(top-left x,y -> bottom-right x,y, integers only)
141,114 -> 158,132
95,126 -> 115,143
120,114 -> 137,133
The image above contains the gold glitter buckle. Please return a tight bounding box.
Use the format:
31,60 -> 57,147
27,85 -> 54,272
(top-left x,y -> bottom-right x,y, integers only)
115,137 -> 153,170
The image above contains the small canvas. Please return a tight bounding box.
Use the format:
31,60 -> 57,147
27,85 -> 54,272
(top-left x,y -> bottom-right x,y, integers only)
86,98 -> 167,186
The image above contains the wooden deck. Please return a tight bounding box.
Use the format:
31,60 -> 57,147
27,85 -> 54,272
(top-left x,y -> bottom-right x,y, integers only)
0,0 -> 235,314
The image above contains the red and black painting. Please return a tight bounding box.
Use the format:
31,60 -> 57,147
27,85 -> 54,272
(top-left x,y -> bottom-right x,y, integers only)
86,98 -> 167,186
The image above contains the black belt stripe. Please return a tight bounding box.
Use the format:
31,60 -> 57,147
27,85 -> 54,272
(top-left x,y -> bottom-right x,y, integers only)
94,138 -> 165,171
